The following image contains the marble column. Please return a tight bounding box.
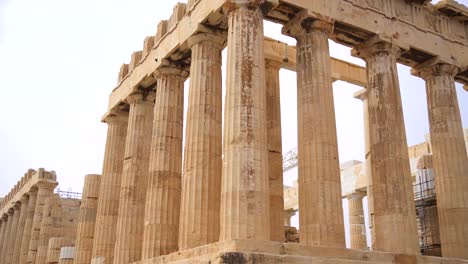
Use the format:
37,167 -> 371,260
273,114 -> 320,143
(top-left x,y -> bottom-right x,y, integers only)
265,58 -> 284,242
219,2 -> 270,241
0,215 -> 5,259
353,89 -> 370,173
352,37 -> 419,254
347,191 -> 367,250
412,62 -> 468,259
12,195 -> 29,263
19,188 -> 38,264
91,113 -> 128,264
28,181 -> 57,263
178,33 -> 222,251
6,203 -> 21,263
46,237 -> 73,264
113,92 -> 154,264
1,210 -> 14,261
75,174 -> 101,264
353,89 -> 374,240
142,65 -> 187,258
37,194 -> 62,264
283,16 -> 345,247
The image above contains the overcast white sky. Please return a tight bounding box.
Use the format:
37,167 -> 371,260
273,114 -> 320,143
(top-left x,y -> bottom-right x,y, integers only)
1,0 -> 467,247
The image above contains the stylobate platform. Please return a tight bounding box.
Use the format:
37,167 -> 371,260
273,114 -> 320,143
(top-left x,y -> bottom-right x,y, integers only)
134,240 -> 468,264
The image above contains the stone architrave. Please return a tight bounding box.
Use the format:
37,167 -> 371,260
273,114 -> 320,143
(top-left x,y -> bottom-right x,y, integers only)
265,58 -> 284,242
178,33 -> 223,251
219,2 -> 270,241
91,113 -> 128,264
412,61 -> 468,259
142,65 -> 187,258
283,15 -> 345,247
352,36 -> 419,254
113,92 -> 154,264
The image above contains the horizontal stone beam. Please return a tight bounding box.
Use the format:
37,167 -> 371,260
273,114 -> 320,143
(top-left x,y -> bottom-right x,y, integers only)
264,37 -> 367,87
0,169 -> 57,216
104,0 -> 467,119
265,0 -> 467,82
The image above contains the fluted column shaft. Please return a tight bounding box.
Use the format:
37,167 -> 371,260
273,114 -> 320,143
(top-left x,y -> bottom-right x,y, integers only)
12,195 -> 29,263
353,38 -> 419,254
75,174 -> 101,264
113,92 -> 154,264
354,90 -> 372,198
0,216 -> 6,259
219,3 -> 270,241
413,63 -> 468,258
37,194 -> 62,264
6,204 -> 21,264
0,216 -> 6,258
91,114 -> 128,264
178,33 -> 222,251
1,211 -> 14,261
19,189 -> 37,264
265,59 -> 284,242
28,181 -> 56,263
142,67 -> 186,258
283,18 -> 345,247
347,192 -> 367,250
47,237 -> 72,264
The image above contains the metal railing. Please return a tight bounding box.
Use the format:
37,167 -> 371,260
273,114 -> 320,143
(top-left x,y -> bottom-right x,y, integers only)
55,188 -> 82,199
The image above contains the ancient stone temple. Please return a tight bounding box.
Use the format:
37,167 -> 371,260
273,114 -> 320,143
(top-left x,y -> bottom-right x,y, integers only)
91,0 -> 467,263
1,0 -> 467,263
0,169 -> 81,264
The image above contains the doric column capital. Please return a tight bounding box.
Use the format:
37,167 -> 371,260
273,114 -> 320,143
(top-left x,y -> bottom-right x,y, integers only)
103,111 -> 129,124
284,208 -> 297,217
187,31 -> 225,50
1,214 -> 7,221
282,11 -> 334,38
36,180 -> 58,190
19,195 -> 29,204
353,89 -> 368,101
28,186 -> 38,195
13,201 -> 21,210
126,91 -> 156,105
411,57 -> 462,80
352,35 -> 405,60
153,60 -> 189,79
223,0 -> 265,14
7,209 -> 14,216
265,58 -> 283,70
346,190 -> 366,200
